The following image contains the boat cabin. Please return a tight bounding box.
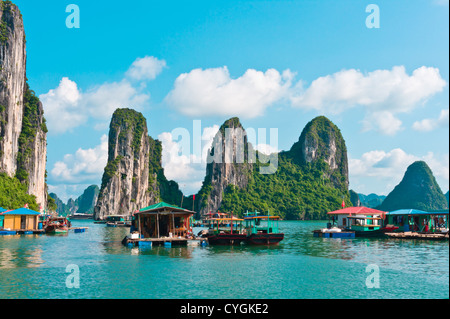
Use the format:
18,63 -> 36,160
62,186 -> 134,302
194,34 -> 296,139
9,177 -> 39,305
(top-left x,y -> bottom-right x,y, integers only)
208,217 -> 244,235
243,211 -> 280,236
134,202 -> 194,239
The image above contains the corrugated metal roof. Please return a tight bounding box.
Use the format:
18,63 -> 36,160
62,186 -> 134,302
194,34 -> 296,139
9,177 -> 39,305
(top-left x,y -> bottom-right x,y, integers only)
387,209 -> 449,216
327,207 -> 387,216
138,202 -> 194,214
0,208 -> 40,216
0,207 -> 6,213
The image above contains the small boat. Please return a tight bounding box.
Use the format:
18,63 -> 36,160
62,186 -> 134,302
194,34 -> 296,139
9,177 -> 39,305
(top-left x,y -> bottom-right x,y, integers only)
346,216 -> 398,237
203,216 -> 247,245
45,217 -> 71,234
105,215 -> 131,227
243,211 -> 284,245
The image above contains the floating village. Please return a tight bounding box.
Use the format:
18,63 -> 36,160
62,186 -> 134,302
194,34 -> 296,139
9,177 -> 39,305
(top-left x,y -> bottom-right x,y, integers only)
1,202 -> 448,247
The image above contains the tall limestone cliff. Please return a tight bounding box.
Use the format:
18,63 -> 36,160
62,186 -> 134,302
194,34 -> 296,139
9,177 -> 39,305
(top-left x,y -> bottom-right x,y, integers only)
378,161 -> 448,212
0,1 -> 47,208
94,109 -> 154,220
289,116 -> 349,191
198,118 -> 254,215
196,116 -> 351,220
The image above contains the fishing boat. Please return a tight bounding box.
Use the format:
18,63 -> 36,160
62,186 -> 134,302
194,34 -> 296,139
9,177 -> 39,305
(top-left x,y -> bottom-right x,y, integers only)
45,217 -> 71,234
203,216 -> 247,245
243,211 -> 284,245
105,215 -> 131,227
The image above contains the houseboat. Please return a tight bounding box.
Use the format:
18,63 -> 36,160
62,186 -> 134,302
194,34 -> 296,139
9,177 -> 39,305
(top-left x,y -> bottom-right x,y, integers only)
45,216 -> 71,234
122,202 -> 196,247
243,211 -> 284,245
326,207 -> 397,237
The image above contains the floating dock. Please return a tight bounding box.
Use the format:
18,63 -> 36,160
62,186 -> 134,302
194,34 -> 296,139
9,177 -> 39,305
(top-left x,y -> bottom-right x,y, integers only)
123,236 -> 207,247
385,231 -> 449,241
69,227 -> 89,233
0,230 -> 45,235
313,229 -> 355,238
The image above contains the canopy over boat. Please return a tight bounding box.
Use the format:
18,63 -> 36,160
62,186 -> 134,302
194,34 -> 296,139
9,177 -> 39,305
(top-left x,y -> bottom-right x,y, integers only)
387,209 -> 449,216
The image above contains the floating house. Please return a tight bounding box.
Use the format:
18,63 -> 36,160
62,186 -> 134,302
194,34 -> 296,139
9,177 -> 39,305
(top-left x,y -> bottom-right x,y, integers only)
326,207 -> 396,237
385,209 -> 449,233
0,208 -> 43,234
124,202 -> 196,247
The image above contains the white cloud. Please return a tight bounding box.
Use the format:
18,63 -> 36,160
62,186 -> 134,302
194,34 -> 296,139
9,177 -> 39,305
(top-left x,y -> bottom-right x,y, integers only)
349,148 -> 449,194
126,56 -> 167,81
40,57 -> 162,134
158,125 -> 220,195
39,77 -> 86,134
50,135 -> 108,184
291,66 -> 446,135
165,67 -> 294,118
361,111 -> 404,136
413,109 -> 449,132
291,66 -> 446,112
255,144 -> 280,155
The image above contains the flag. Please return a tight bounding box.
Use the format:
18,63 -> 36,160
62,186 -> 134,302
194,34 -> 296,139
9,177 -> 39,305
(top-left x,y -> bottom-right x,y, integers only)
341,200 -> 345,208
24,203 -> 28,208
193,194 -> 195,201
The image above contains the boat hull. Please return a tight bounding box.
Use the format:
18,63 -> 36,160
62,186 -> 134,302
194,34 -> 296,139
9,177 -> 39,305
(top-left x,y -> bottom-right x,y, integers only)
45,226 -> 69,234
247,233 -> 284,245
206,234 -> 247,245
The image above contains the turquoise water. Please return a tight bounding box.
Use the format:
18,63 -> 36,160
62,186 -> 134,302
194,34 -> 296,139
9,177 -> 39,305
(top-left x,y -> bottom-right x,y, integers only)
0,220 -> 448,299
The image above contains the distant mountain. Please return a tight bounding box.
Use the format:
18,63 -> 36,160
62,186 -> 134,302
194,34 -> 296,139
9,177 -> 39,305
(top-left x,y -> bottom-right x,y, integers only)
358,193 -> 386,208
378,161 -> 447,212
50,185 -> 99,216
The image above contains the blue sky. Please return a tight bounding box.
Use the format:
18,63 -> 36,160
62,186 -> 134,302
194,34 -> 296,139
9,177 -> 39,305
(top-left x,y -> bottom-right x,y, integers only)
13,0 -> 449,201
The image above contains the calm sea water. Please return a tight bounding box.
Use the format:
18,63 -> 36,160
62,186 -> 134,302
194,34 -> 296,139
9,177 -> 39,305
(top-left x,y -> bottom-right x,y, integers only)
0,220 -> 448,299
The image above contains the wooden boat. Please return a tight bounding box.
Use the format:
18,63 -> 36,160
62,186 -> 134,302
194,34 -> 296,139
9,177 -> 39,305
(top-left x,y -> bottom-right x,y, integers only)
243,211 -> 284,245
203,217 -> 247,245
45,217 -> 71,234
105,215 -> 131,227
346,216 -> 398,237
313,228 -> 355,238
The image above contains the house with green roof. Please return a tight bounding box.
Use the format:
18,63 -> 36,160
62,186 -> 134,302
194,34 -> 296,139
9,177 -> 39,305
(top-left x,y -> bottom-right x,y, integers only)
134,202 -> 195,240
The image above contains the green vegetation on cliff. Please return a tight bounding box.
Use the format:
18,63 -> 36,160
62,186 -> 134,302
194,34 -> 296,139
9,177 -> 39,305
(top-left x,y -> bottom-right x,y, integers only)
196,116 -> 352,220
16,83 -> 47,182
0,172 -> 39,211
219,151 -> 351,219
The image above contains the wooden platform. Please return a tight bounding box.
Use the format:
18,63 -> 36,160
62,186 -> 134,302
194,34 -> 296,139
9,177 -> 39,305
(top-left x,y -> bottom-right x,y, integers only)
385,231 -> 449,241
123,236 -> 207,247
